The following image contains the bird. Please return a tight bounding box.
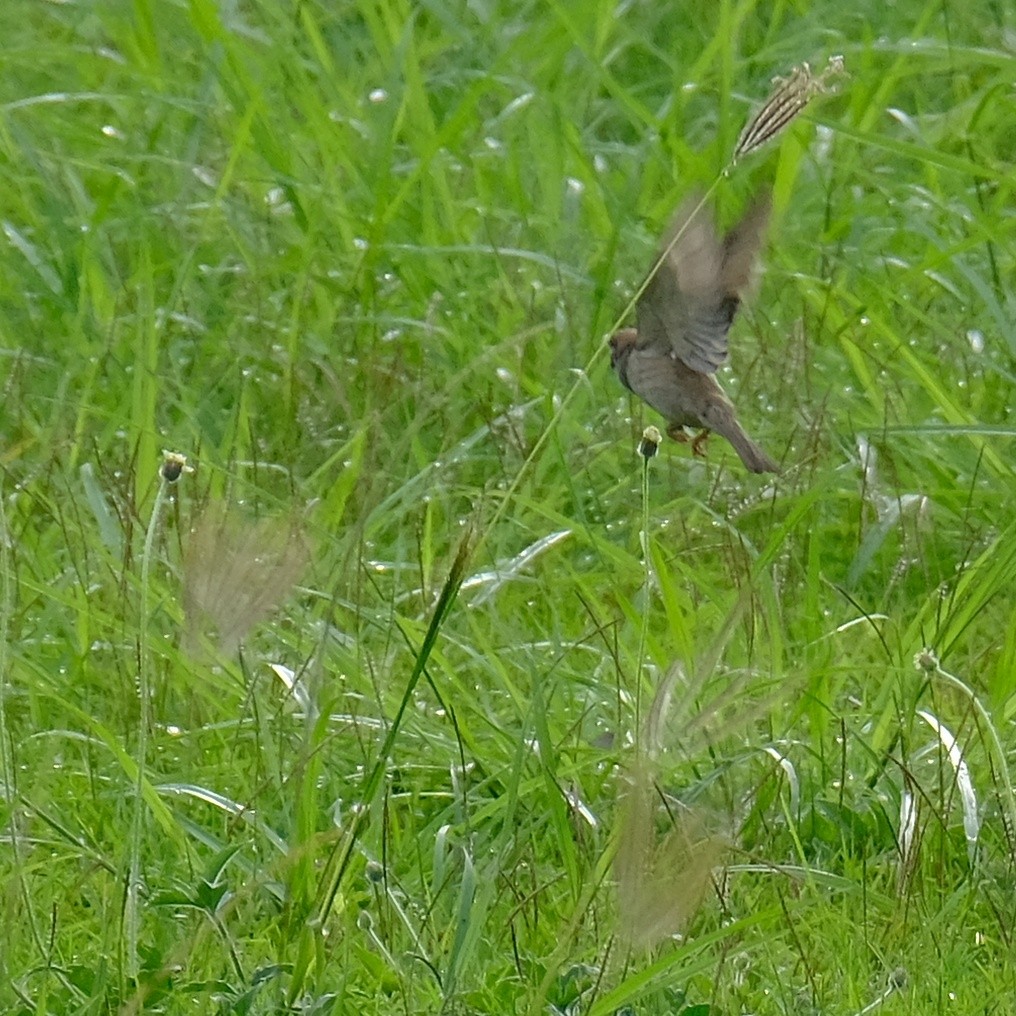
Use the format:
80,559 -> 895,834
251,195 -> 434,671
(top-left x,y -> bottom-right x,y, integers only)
609,190 -> 778,474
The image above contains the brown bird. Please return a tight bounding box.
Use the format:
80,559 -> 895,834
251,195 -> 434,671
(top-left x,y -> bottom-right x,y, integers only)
610,191 -> 778,474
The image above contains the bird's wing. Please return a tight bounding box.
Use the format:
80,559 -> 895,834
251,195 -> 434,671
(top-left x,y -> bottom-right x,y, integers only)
635,191 -> 770,376
721,191 -> 771,295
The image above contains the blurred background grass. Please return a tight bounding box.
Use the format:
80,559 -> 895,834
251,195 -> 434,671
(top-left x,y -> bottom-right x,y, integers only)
1,0 -> 1015,1012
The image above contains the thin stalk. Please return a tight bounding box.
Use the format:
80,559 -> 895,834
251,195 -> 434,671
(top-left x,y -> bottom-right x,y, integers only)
0,484 -> 43,957
125,454 -> 185,978
633,427 -> 662,751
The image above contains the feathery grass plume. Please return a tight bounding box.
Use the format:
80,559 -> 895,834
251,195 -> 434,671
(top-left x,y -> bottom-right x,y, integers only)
183,502 -> 309,656
614,757 -> 727,947
615,595 -> 793,947
615,664 -> 726,947
732,54 -> 845,163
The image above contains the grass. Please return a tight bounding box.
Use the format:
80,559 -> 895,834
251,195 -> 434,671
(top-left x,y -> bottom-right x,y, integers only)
2,0 -> 1016,1012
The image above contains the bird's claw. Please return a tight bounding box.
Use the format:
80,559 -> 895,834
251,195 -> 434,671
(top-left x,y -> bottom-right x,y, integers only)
668,425 -> 711,456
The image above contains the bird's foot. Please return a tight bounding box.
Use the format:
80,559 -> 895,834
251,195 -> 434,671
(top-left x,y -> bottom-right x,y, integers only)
667,425 -> 712,458
690,430 -> 710,457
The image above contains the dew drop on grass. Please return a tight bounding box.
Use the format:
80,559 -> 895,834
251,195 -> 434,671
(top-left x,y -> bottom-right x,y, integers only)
194,166 -> 218,188
368,88 -> 388,104
265,187 -> 292,215
966,328 -> 984,353
101,124 -> 124,139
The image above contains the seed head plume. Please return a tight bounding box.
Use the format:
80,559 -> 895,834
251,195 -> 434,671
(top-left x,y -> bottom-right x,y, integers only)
183,502 -> 309,656
733,55 -> 846,164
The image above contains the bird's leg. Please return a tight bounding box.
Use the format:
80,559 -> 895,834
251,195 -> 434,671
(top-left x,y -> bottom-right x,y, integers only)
666,423 -> 691,444
690,430 -> 711,457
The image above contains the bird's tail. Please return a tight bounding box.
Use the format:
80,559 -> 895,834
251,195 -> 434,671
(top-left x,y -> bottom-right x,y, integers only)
700,398 -> 778,473
724,423 -> 779,474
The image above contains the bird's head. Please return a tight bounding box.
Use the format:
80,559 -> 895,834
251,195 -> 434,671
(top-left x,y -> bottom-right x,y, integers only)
609,328 -> 638,370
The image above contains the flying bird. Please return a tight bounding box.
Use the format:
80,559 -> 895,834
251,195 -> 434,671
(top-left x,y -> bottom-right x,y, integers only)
610,191 -> 778,474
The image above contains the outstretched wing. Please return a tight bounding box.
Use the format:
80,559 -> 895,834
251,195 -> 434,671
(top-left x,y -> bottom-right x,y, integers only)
635,191 -> 770,375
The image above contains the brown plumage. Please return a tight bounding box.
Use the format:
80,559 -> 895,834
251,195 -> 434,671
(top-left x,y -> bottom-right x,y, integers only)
610,191 -> 778,474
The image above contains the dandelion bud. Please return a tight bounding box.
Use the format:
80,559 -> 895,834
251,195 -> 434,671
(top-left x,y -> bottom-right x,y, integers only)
639,425 -> 663,459
160,451 -> 190,483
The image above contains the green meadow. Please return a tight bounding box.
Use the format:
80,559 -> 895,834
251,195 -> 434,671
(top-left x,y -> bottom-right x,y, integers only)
2,0 -> 1015,1012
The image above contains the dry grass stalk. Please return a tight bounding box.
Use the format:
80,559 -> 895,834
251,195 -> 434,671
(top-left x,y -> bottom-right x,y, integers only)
733,54 -> 845,163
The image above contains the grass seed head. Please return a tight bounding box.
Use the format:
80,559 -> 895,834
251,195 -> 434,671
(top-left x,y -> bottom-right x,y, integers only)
733,54 -> 846,163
